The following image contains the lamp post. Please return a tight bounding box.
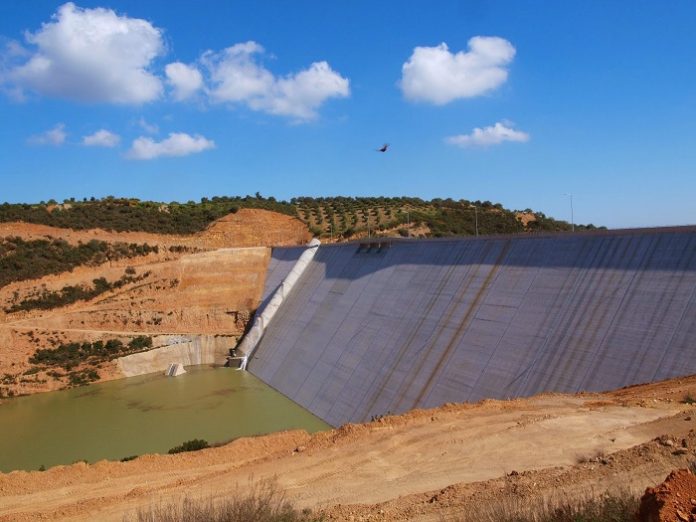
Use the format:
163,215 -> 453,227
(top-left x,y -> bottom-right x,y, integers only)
470,205 -> 479,237
563,193 -> 575,232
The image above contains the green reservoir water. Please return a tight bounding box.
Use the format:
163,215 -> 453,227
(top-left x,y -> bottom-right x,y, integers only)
0,366 -> 329,473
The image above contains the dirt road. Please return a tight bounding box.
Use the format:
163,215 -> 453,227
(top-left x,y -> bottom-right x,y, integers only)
2,376 -> 696,521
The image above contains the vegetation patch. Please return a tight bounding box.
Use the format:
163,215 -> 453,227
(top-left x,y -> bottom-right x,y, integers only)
67,369 -> 100,386
293,196 -> 601,239
29,335 -> 153,372
168,439 -> 210,454
0,195 -> 293,234
0,236 -> 158,288
5,268 -> 151,313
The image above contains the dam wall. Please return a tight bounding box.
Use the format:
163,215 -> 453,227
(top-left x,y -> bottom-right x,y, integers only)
248,227 -> 696,427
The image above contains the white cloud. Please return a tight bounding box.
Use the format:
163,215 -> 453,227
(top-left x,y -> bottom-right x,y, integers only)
446,121 -> 530,148
400,37 -> 515,104
202,41 -> 350,120
8,2 -> 164,104
126,132 -> 215,160
82,129 -> 120,147
0,40 -> 27,97
137,117 -> 159,134
29,123 -> 67,145
165,62 -> 203,100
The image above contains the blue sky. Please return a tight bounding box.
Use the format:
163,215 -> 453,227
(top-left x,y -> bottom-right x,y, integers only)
1,1 -> 695,228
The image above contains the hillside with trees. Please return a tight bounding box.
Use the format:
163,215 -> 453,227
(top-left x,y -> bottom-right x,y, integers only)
0,237 -> 158,288
0,195 -> 601,239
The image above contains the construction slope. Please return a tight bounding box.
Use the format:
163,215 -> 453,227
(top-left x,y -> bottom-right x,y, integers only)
249,227 -> 696,426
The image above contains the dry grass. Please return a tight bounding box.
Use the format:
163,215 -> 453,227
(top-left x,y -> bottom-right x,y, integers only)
456,489 -> 639,522
130,486 -> 638,522
125,479 -> 323,522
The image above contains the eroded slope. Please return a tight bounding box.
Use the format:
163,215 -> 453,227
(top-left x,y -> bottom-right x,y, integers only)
0,209 -> 309,396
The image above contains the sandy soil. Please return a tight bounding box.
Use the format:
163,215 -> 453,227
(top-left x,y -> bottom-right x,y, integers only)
639,468 -> 696,521
515,211 -> 537,227
2,375 -> 696,521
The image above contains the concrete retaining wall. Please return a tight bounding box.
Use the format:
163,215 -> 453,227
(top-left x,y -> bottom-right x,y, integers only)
117,335 -> 234,377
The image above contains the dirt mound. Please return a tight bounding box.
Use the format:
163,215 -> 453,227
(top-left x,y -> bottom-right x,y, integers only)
198,209 -> 311,247
640,468 -> 696,521
516,211 -> 537,227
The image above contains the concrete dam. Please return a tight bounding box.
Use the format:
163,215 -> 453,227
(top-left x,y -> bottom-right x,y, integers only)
243,227 -> 696,427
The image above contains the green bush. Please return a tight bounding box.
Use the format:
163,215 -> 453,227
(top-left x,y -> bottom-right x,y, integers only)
67,369 -> 100,386
168,439 -> 210,454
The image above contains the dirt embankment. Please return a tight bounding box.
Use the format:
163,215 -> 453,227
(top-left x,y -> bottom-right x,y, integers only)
2,375 -> 696,521
0,209 -> 310,396
640,468 -> 696,522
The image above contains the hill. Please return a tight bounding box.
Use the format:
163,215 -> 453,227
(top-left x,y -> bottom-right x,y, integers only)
0,195 -> 602,240
293,196 -> 601,239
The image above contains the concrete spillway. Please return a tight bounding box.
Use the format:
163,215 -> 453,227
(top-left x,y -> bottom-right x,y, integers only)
236,240 -> 320,369
247,227 -> 696,427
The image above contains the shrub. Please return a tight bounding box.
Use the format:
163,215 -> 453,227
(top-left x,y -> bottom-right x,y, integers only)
67,369 -> 100,386
128,336 -> 153,351
168,439 -> 210,454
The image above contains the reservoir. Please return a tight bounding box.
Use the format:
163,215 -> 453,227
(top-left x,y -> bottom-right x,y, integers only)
0,366 -> 329,473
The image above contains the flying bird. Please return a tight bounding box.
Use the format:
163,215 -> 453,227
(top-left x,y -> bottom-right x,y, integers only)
377,143 -> 389,152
